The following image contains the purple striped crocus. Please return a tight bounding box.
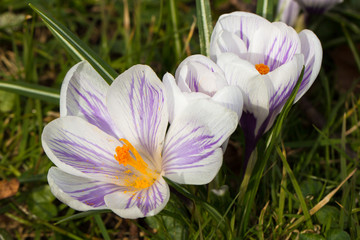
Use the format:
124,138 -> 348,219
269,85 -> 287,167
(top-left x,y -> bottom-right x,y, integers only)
210,11 -> 322,163
42,61 -> 238,218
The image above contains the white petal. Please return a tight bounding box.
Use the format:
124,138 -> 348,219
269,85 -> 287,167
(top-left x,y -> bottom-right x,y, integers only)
162,99 -> 238,184
248,22 -> 301,70
60,61 -> 120,138
210,31 -> 248,61
268,54 -> 304,111
217,53 -> 259,88
163,73 -> 189,124
42,116 -> 123,181
175,55 -> 228,96
265,54 -> 304,132
107,65 -> 168,170
211,12 -> 270,55
48,167 -> 121,211
242,76 -> 274,136
104,177 -> 170,219
295,29 -> 322,102
212,86 -> 244,121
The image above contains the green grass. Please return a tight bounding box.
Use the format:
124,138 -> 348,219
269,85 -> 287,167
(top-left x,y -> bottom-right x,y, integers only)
0,0 -> 360,239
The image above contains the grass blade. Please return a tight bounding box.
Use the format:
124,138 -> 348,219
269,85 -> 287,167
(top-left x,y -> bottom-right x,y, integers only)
94,214 -> 110,240
196,0 -> 213,56
28,3 -> 118,84
55,210 -> 111,224
276,146 -> 313,229
0,80 -> 59,104
256,0 -> 274,20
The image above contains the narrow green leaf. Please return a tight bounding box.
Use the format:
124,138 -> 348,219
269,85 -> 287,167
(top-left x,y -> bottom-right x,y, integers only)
256,0 -> 274,20
28,3 -> 117,84
55,210 -> 111,224
238,67 -> 305,237
342,24 -> 360,71
0,80 -> 59,104
169,0 -> 182,61
276,146 -> 313,229
196,0 -> 213,56
94,214 -> 111,240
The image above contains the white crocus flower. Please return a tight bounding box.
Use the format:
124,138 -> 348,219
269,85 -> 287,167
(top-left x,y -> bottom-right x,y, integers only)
42,61 -> 238,218
163,54 -> 243,124
210,11 -> 322,162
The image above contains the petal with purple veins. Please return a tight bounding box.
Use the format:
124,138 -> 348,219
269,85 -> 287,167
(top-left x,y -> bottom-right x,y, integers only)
295,29 -> 322,102
42,116 -> 123,181
60,61 -> 121,138
48,167 -> 123,211
162,99 -> 238,185
104,177 -> 170,219
107,65 -> 168,168
248,22 -> 300,70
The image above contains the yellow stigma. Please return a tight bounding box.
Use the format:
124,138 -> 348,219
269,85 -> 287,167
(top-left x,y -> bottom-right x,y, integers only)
255,63 -> 270,75
114,138 -> 157,190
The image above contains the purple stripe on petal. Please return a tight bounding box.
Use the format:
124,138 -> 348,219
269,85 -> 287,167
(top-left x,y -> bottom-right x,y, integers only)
124,179 -> 166,216
269,78 -> 297,112
127,72 -> 165,160
49,167 -> 123,208
66,182 -> 121,207
298,57 -> 314,93
162,123 -> 220,172
69,82 -> 118,138
48,128 -> 122,176
265,37 -> 278,67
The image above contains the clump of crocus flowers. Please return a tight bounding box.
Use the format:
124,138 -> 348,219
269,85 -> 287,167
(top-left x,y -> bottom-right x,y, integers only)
42,11 -> 322,218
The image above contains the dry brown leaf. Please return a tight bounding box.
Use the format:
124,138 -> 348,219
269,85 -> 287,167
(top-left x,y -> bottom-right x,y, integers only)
0,178 -> 19,199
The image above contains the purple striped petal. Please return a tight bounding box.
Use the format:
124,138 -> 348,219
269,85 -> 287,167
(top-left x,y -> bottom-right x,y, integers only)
42,116 -> 124,181
248,22 -> 300,71
268,54 -> 304,112
104,177 -> 170,218
162,99 -> 238,184
265,54 -> 304,133
48,167 -> 123,210
60,61 -> 121,138
107,65 -> 168,170
295,30 -> 322,102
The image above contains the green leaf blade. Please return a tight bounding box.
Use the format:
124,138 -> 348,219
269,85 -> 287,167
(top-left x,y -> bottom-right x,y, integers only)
29,3 -> 118,85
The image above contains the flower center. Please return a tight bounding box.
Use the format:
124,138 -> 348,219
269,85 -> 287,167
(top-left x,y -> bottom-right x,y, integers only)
255,63 -> 270,75
114,139 -> 158,190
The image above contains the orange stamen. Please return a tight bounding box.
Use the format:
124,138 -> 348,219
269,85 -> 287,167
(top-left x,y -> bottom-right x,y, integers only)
114,139 -> 158,191
255,63 -> 270,75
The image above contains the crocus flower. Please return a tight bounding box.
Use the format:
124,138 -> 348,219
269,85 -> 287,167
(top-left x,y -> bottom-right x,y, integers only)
163,54 -> 243,124
277,0 -> 301,26
210,11 -> 322,163
295,0 -> 343,14
42,61 -> 238,218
